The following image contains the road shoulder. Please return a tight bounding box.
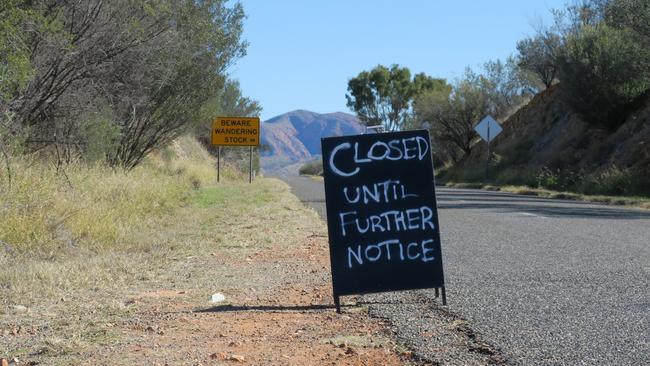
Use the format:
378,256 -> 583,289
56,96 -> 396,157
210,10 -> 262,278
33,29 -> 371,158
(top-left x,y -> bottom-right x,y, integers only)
2,178 -> 413,365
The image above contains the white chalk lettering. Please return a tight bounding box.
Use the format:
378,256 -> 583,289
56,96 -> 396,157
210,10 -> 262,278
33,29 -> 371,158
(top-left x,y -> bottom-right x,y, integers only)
387,140 -> 404,160
328,137 -> 429,177
370,215 -> 385,232
368,141 -> 389,160
339,207 -> 435,236
362,184 -> 380,203
406,208 -> 421,230
421,239 -> 436,262
380,210 -> 407,231
377,239 -> 404,260
365,245 -> 382,261
342,180 -> 418,204
406,242 -> 420,260
343,187 -> 360,203
346,238 -> 436,268
348,245 -> 363,267
329,142 -> 359,177
402,137 -> 418,159
354,142 -> 371,163
420,206 -> 435,230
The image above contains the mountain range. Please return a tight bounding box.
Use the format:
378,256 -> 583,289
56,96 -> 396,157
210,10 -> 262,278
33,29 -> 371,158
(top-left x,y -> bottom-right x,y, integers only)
260,110 -> 364,174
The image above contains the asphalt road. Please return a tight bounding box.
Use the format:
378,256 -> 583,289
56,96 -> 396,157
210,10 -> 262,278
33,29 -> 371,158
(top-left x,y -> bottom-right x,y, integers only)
282,175 -> 650,366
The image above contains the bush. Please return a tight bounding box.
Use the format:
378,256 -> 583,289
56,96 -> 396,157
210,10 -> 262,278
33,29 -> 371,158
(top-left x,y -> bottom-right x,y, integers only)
578,167 -> 647,196
299,159 -> 324,176
493,167 -> 538,187
557,24 -> 650,128
535,167 -> 583,191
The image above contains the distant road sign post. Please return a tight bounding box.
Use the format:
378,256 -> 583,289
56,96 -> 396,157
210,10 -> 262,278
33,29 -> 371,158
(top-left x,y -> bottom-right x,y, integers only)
211,117 -> 260,183
321,130 -> 446,313
474,116 -> 503,182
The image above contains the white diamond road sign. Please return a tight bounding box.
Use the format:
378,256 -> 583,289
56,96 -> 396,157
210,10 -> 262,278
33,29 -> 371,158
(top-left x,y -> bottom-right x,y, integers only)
474,115 -> 502,143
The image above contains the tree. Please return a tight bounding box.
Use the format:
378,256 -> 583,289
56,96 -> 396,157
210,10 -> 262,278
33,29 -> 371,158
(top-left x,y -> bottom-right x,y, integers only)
415,70 -> 491,162
106,0 -> 248,168
346,64 -> 449,131
196,79 -> 263,172
516,31 -> 562,89
5,0 -> 248,169
515,0 -> 650,128
482,56 -> 539,117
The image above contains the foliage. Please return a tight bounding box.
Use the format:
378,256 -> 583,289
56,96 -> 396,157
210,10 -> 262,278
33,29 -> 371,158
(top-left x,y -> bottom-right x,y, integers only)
2,0 -> 250,169
440,160 -> 649,198
481,56 -> 539,117
557,22 -> 650,128
516,31 -> 562,88
427,0 -> 650,196
516,0 -> 650,128
419,71 -> 490,161
605,0 -> 650,43
0,0 -> 33,105
415,62 -> 533,164
346,64 -> 449,131
196,79 -> 263,175
298,159 -> 324,176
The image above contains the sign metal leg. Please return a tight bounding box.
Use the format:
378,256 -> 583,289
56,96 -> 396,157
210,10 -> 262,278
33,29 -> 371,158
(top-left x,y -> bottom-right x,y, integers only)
249,146 -> 253,184
485,124 -> 491,183
441,286 -> 447,306
217,146 -> 221,183
334,295 -> 341,314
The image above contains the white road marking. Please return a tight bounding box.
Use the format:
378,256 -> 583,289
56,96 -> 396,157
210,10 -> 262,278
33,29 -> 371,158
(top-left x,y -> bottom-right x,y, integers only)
519,212 -> 548,219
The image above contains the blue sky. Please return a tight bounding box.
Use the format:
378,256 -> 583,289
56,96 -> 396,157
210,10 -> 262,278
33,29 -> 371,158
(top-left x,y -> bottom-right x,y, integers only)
230,1 -> 567,121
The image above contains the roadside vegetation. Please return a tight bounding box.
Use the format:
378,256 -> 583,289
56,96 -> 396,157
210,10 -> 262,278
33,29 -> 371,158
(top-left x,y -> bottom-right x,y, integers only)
0,136 -> 221,256
0,2 -> 274,361
298,158 -> 324,176
344,0 -> 649,199
1,135 -> 407,365
1,136 -> 211,359
1,0 -> 262,173
0,0 -> 263,254
442,182 -> 650,210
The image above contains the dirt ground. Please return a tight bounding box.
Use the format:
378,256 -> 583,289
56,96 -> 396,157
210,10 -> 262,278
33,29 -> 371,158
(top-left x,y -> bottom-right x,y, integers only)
82,236 -> 411,365
2,181 -> 416,365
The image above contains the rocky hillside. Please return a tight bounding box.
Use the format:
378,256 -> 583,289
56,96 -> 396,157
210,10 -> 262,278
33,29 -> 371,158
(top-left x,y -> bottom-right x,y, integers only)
445,85 -> 650,195
260,110 -> 364,173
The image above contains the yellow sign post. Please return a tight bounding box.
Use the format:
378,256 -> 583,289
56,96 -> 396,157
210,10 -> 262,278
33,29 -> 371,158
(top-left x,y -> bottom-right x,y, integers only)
211,117 -> 260,146
211,117 -> 261,183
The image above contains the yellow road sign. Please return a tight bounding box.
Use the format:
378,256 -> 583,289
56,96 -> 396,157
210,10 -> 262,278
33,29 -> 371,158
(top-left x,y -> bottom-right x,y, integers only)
211,117 -> 260,146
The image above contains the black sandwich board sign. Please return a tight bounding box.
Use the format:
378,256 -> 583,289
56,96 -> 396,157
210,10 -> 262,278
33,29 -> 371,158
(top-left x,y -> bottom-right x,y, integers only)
321,129 -> 446,313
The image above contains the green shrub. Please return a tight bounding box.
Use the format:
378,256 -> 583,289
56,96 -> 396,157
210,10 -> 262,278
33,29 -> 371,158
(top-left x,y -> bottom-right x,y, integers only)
558,24 -> 650,128
578,167 -> 648,196
299,159 -> 324,176
494,167 -> 538,187
536,167 -> 584,191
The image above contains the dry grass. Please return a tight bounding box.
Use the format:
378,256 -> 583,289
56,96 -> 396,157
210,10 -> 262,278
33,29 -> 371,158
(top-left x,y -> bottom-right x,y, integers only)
0,136 -> 218,256
0,135 -> 324,363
